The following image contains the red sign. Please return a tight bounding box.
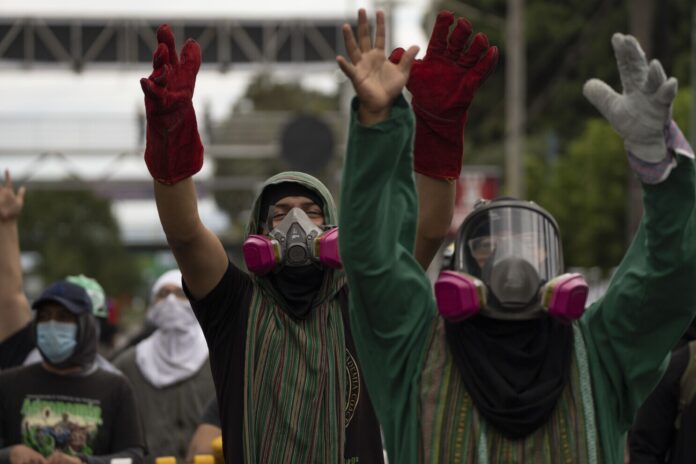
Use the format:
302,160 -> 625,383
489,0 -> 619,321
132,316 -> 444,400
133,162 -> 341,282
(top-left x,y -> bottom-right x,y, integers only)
449,166 -> 501,236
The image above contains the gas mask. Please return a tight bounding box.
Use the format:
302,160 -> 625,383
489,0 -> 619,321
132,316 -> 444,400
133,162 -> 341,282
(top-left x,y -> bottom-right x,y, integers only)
243,207 -> 342,275
435,199 -> 588,322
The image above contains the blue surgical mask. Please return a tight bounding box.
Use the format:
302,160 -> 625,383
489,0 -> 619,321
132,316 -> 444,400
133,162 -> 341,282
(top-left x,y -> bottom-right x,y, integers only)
37,321 -> 78,364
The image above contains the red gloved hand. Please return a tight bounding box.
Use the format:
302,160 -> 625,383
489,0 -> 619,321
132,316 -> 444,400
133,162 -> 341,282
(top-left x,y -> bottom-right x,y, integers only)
140,24 -> 203,185
390,11 -> 498,180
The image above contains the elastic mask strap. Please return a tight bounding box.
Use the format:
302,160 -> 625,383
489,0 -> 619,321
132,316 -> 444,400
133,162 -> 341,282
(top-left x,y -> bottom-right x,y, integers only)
573,323 -> 598,464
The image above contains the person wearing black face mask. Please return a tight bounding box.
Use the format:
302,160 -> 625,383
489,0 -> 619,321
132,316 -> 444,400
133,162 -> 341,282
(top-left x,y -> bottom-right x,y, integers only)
0,281 -> 146,464
338,22 -> 696,464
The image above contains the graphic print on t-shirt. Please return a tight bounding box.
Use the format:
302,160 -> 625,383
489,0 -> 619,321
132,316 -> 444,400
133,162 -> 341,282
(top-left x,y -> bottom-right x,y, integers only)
345,348 -> 361,426
20,395 -> 103,457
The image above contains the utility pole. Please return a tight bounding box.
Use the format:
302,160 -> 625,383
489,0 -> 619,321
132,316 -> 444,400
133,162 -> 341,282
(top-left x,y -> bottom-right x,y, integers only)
505,0 -> 526,198
691,4 -> 696,145
627,0 -> 655,240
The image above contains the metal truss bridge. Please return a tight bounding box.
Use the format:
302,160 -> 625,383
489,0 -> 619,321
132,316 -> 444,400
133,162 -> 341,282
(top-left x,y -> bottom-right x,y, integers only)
0,16 -> 354,71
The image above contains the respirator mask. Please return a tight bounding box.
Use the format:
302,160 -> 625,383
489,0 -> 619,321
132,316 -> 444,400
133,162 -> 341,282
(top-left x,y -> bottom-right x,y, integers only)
435,199 -> 588,322
243,207 -> 341,275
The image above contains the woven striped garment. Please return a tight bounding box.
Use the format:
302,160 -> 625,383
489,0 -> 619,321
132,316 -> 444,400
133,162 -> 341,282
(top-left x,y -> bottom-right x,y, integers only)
418,320 -> 601,464
241,171 -> 348,463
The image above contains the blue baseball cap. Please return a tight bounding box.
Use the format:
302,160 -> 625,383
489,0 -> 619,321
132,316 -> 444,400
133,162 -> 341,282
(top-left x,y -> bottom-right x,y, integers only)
32,280 -> 93,316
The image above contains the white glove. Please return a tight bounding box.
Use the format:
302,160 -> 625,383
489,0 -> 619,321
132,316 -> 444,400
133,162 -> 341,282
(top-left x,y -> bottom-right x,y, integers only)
583,33 -> 677,163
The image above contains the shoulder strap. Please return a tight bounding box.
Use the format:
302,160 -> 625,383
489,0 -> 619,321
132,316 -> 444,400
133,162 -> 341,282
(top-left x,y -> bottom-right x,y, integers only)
676,340 -> 696,429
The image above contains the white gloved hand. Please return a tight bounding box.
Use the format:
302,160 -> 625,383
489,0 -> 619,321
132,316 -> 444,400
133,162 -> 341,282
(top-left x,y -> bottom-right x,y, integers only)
583,33 -> 677,163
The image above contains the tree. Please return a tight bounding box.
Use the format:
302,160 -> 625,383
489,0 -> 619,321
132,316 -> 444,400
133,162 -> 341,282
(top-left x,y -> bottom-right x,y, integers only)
527,119 -> 627,270
433,0 -> 694,271
19,190 -> 140,296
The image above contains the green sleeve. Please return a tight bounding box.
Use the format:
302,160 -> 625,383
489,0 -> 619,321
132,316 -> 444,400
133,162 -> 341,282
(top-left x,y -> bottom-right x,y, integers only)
580,155 -> 696,439
339,95 -> 437,463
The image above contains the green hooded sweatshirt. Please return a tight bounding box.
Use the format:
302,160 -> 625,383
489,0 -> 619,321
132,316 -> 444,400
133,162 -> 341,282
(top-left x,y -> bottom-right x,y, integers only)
338,96 -> 696,464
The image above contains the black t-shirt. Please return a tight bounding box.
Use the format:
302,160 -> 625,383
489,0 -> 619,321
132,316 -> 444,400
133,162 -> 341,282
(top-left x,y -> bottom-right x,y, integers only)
629,345 -> 696,463
0,323 -> 34,371
187,262 -> 384,463
0,363 -> 146,458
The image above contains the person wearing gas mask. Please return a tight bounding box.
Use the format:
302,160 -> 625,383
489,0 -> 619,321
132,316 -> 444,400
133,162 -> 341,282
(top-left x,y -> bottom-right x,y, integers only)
137,8 -> 488,460
338,14 -> 696,464
112,269 -> 214,464
0,280 -> 146,464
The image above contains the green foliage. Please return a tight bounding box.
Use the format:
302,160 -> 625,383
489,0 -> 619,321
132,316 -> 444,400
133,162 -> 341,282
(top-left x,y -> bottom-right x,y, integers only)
431,0 -> 695,271
527,119 -> 627,269
673,86 -> 693,137
18,190 -> 140,295
435,0 -> 693,144
236,73 -> 340,112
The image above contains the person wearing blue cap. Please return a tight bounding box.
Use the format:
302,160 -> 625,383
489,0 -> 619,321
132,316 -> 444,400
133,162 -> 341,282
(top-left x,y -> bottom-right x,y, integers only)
0,172 -> 119,376
0,280 -> 146,464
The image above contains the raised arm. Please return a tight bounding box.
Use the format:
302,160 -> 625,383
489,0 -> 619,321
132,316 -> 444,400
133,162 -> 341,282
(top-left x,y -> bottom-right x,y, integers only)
414,174 -> 455,268
336,10 -> 429,461
580,33 -> 696,436
0,171 -> 30,342
389,13 -> 498,270
140,25 -> 227,300
337,12 -> 498,460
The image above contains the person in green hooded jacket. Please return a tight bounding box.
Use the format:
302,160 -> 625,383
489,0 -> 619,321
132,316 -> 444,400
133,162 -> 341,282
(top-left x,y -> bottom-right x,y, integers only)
337,11 -> 696,464
137,10 -> 489,462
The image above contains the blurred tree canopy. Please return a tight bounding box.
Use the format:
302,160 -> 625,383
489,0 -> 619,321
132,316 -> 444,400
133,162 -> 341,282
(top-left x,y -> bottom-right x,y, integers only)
431,0 -> 694,270
18,190 -> 140,296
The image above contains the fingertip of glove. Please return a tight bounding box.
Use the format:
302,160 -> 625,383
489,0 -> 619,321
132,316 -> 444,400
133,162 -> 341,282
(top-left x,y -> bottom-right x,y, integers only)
581,79 -> 605,100
455,17 -> 472,34
140,78 -> 157,98
157,24 -> 174,41
488,45 -> 500,67
181,39 -> 202,67
388,47 -> 405,64
436,10 -> 455,22
657,77 -> 678,104
610,32 -> 624,48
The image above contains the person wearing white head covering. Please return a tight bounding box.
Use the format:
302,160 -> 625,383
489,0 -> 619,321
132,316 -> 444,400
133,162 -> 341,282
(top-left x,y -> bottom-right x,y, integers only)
113,269 -> 215,463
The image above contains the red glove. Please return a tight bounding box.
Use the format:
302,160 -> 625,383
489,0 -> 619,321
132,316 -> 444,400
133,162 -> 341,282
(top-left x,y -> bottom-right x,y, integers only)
390,11 -> 499,180
140,24 -> 203,185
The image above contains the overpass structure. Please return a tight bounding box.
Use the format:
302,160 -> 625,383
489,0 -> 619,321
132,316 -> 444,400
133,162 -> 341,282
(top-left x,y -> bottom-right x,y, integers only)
0,10 -> 361,247
0,14 -> 353,197
0,17 -> 354,71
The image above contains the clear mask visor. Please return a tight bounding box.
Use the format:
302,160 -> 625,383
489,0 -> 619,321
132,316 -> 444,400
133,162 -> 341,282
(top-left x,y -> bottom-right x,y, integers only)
457,206 -> 562,283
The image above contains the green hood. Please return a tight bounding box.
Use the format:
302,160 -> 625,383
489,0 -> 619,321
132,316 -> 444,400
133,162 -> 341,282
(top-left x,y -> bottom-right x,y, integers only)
246,171 -> 338,238
245,171 -> 344,306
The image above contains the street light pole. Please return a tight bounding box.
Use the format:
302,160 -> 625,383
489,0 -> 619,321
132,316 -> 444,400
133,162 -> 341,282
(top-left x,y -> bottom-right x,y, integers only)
505,0 -> 526,198
691,4 -> 696,145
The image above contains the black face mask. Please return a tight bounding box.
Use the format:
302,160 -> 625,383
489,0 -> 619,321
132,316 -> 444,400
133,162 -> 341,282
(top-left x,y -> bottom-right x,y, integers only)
269,264 -> 325,320
445,314 -> 573,439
